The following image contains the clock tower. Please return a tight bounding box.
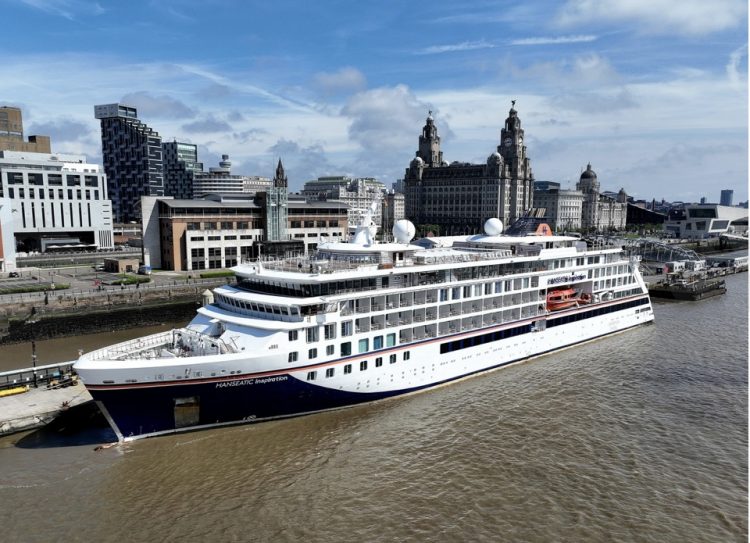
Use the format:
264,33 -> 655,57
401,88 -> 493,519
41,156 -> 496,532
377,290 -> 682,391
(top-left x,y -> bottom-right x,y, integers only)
497,101 -> 533,222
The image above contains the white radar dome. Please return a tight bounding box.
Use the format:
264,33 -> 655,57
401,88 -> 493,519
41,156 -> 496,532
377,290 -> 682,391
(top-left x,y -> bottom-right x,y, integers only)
393,220 -> 416,244
484,218 -> 503,236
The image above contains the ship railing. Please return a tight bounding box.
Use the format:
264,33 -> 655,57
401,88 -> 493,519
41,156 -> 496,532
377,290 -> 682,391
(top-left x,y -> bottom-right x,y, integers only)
85,329 -> 237,361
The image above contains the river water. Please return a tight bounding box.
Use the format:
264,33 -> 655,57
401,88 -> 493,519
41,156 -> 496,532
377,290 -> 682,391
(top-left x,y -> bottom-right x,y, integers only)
0,273 -> 746,542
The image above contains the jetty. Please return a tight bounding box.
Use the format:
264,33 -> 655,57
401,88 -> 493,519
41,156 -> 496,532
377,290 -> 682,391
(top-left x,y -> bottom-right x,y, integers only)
0,362 -> 92,437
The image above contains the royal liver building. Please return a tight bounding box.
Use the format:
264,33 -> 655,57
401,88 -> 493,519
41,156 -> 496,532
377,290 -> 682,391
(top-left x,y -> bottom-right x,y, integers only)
403,104 -> 534,233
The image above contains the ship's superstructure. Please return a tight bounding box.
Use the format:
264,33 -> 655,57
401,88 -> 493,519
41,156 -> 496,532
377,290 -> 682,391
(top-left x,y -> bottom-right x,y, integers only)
75,217 -> 654,441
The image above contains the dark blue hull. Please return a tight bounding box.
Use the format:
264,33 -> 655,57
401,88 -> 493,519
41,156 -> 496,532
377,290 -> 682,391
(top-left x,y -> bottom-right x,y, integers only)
90,376 -> 403,440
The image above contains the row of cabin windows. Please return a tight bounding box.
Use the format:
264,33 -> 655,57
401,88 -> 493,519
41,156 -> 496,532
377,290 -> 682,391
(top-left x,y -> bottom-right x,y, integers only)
438,296 -> 649,354
306,351 -> 411,380
236,258 -> 611,299
294,328 -> 397,349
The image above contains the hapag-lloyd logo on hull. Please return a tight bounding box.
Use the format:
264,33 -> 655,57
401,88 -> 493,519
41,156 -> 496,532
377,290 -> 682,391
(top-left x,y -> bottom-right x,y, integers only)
548,273 -> 586,285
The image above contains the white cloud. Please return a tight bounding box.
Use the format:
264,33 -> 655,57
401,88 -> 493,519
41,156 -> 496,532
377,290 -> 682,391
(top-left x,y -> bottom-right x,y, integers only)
120,91 -> 196,119
726,44 -> 748,88
511,35 -> 597,46
313,67 -> 367,96
16,0 -> 104,20
182,115 -> 232,133
417,40 -> 495,55
556,0 -> 747,36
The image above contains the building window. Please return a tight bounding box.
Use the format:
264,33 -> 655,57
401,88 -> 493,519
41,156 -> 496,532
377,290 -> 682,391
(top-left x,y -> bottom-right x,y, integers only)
341,342 -> 351,356
308,348 -> 318,359
326,345 -> 334,356
288,352 -> 298,363
289,330 -> 298,341
389,354 -> 397,364
360,360 -> 368,371
344,364 -> 352,374
375,357 -> 383,367
325,368 -> 334,378
306,371 -> 316,381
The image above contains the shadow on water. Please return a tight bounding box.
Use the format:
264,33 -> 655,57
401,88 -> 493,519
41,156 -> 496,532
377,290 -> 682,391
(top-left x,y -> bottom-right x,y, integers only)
14,401 -> 117,449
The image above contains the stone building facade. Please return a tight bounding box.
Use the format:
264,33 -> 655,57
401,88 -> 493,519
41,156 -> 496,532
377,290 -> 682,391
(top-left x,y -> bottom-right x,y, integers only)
533,184 -> 584,231
576,164 -> 627,231
403,105 -> 534,233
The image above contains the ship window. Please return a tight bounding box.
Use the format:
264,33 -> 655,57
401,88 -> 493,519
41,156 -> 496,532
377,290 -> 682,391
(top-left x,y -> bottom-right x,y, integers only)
341,342 -> 351,356
288,352 -> 298,362
308,348 -> 318,359
324,323 -> 336,340
306,326 -> 319,343
386,333 -> 396,347
358,338 -> 369,353
389,354 -> 397,364
452,287 -> 461,300
360,360 -> 368,371
495,281 -> 503,293
325,368 -> 334,378
373,336 -> 383,350
326,345 -> 335,356
375,357 -> 383,367
463,286 -> 472,297
307,371 -> 317,381
341,320 -> 353,337
403,351 -> 410,361
485,283 -> 492,295
344,364 -> 352,374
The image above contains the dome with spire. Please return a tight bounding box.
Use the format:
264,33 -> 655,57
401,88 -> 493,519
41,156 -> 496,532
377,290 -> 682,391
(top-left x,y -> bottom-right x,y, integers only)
580,163 -> 597,180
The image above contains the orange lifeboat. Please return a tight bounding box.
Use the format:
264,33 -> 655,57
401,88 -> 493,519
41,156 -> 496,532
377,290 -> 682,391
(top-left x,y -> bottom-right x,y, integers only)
546,288 -> 593,312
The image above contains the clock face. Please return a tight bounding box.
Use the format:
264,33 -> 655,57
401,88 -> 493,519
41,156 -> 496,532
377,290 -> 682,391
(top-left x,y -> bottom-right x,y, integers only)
504,138 -> 512,146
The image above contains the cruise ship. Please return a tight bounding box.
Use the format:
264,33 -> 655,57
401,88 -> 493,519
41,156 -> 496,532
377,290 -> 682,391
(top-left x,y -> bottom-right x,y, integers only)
75,217 -> 654,441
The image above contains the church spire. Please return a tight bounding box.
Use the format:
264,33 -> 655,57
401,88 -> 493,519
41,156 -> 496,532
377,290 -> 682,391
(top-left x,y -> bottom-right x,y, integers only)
274,158 -> 287,188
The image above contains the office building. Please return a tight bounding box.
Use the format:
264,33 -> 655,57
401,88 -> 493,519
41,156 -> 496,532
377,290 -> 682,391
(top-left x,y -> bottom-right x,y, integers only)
720,189 -> 734,207
533,185 -> 584,231
302,176 -> 386,228
141,193 -> 348,271
0,106 -> 51,153
0,150 -> 113,251
192,154 -> 271,197
95,103 -> 164,223
162,141 -> 203,200
403,105 -> 534,233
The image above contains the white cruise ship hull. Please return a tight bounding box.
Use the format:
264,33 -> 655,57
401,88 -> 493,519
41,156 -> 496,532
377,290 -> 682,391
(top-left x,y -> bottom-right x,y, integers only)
77,295 -> 653,441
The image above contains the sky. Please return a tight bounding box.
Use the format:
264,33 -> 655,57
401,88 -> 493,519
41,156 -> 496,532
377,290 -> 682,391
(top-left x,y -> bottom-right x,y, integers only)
1,0 -> 747,203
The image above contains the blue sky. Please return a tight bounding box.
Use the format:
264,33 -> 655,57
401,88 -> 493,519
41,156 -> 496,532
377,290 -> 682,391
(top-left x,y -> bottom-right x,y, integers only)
2,0 -> 747,202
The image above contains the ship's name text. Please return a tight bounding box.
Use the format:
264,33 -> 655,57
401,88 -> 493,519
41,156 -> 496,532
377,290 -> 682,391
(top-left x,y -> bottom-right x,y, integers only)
215,375 -> 288,388
548,273 -> 587,285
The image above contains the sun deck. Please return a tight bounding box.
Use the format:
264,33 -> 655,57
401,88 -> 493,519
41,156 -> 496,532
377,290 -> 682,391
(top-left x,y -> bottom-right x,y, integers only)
81,329 -> 238,362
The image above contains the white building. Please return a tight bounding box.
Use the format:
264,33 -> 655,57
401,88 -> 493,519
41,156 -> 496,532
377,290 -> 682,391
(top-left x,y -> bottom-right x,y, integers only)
192,155 -> 271,197
302,176 -> 386,228
533,185 -> 584,231
0,151 -> 114,252
0,197 -> 17,272
665,204 -> 748,239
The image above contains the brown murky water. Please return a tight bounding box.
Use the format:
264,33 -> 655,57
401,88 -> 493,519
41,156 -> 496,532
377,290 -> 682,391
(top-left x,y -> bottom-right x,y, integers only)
0,274 -> 746,542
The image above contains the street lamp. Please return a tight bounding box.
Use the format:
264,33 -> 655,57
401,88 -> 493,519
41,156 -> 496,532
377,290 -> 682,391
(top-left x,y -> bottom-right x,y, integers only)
28,307 -> 38,388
